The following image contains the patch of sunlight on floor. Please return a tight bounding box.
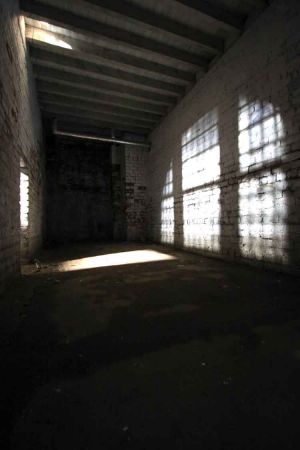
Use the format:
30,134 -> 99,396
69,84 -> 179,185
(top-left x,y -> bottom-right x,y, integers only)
58,250 -> 176,272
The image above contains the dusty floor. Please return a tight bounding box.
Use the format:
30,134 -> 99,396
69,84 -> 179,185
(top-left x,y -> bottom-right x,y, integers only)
1,242 -> 300,450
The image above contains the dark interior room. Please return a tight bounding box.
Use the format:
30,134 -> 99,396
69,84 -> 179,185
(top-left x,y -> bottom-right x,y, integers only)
1,0 -> 300,448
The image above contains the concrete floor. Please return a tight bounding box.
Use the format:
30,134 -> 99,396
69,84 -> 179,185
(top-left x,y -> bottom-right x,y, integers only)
1,243 -> 300,450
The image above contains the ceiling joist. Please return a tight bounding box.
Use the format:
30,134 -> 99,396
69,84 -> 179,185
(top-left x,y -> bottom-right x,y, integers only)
36,79 -> 167,116
26,25 -> 195,83
21,0 -> 266,138
176,0 -> 245,30
20,0 -> 211,65
38,92 -> 159,125
42,108 -> 151,134
29,43 -> 185,95
33,64 -> 177,105
86,0 -> 224,50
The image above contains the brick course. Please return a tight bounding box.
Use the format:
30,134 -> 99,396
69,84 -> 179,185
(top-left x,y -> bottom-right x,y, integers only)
0,0 -> 44,289
148,0 -> 300,272
46,137 -> 113,243
124,145 -> 148,241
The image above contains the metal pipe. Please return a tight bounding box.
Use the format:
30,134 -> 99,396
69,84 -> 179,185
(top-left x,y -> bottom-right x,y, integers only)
53,129 -> 150,148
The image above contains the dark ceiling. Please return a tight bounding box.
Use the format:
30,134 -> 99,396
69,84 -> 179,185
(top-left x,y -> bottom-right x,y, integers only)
20,0 -> 268,142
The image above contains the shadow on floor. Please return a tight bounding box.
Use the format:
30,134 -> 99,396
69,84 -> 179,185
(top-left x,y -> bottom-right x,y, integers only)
1,243 -> 300,449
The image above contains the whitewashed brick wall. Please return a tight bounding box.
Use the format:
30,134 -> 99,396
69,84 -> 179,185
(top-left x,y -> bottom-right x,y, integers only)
0,0 -> 44,289
125,145 -> 148,241
149,0 -> 300,272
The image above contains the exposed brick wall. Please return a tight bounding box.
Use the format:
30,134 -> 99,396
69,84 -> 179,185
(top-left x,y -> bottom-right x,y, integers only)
46,137 -> 113,244
111,144 -> 127,241
149,0 -> 300,272
0,0 -> 44,289
45,140 -> 148,244
124,145 -> 148,241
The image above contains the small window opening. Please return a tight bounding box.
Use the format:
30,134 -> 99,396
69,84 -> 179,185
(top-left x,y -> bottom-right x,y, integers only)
20,160 -> 29,230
